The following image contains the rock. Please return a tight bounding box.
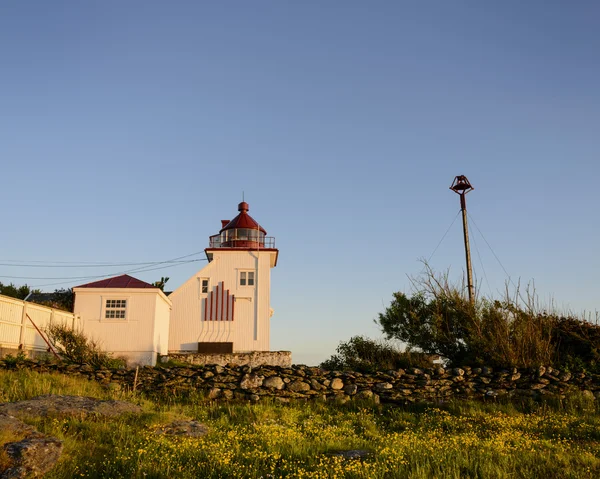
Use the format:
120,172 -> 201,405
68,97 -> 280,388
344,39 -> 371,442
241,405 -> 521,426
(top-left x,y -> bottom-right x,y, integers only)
0,395 -> 141,419
0,412 -> 63,479
310,379 -> 325,391
452,368 -> 465,376
239,374 -> 263,390
155,420 -> 208,438
3,436 -> 63,479
328,394 -> 349,404
331,449 -> 372,460
374,382 -> 393,392
330,378 -> 344,390
287,381 -> 311,393
0,413 -> 38,438
343,384 -> 358,395
207,388 -> 221,399
263,376 -> 285,390
559,372 -> 572,382
221,389 -> 234,400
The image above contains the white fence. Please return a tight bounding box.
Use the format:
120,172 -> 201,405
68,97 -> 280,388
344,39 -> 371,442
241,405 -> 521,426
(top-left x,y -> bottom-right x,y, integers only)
0,294 -> 80,354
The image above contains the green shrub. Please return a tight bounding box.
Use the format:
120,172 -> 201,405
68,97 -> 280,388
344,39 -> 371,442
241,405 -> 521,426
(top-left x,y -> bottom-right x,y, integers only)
46,323 -> 126,369
320,335 -> 433,372
2,351 -> 27,368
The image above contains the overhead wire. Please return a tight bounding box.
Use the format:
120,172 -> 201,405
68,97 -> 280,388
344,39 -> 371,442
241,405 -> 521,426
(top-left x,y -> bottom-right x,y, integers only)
0,250 -> 208,288
467,212 -> 528,305
0,260 -> 204,281
33,261 -> 204,288
426,209 -> 462,263
0,260 -> 196,268
469,217 -> 492,298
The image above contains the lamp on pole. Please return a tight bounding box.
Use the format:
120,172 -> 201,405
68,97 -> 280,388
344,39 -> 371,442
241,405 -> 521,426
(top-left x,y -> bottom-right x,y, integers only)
450,175 -> 475,303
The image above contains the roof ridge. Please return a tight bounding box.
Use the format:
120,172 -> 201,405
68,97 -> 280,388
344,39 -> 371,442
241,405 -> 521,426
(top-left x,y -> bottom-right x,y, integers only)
74,274 -> 157,289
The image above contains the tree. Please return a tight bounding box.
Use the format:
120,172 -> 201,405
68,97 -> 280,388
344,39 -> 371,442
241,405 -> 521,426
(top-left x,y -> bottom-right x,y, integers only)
152,277 -> 169,291
51,288 -> 75,312
376,265 -> 556,368
0,282 -> 39,300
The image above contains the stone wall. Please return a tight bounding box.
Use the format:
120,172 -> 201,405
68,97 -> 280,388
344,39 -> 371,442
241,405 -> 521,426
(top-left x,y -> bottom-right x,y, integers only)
2,360 -> 599,404
167,351 -> 292,368
0,347 -> 51,361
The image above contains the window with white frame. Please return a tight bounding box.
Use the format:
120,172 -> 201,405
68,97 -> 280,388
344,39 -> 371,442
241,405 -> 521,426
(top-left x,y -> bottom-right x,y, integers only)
200,278 -> 209,294
104,299 -> 127,319
239,271 -> 255,286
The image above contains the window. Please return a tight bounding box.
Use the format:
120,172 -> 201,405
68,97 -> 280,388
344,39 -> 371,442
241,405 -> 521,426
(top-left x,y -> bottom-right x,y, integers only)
240,271 -> 255,286
105,299 -> 127,319
201,279 -> 209,294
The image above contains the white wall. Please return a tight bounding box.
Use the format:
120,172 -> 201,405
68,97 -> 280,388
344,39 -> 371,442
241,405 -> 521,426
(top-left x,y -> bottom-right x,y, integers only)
153,293 -> 171,356
168,250 -> 275,352
74,288 -> 171,366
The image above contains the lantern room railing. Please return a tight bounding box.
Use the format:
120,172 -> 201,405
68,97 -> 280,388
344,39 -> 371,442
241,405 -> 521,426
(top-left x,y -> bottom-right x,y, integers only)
208,235 -> 276,249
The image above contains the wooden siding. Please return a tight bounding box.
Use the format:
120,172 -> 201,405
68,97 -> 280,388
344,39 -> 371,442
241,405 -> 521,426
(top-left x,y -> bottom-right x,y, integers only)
168,250 -> 273,352
74,288 -> 171,365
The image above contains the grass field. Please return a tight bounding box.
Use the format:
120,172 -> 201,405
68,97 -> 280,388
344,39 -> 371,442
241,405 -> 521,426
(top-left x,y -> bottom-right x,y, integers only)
1,369 -> 599,478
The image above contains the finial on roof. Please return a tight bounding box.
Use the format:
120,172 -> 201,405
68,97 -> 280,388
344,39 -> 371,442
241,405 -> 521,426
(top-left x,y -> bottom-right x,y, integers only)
238,202 -> 249,212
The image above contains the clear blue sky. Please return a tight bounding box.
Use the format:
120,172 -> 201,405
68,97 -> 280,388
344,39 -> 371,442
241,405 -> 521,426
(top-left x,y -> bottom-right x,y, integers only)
1,1 -> 599,365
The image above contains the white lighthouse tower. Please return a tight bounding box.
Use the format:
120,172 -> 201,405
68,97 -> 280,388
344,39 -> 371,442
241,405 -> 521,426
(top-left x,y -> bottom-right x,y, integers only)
168,202 -> 278,354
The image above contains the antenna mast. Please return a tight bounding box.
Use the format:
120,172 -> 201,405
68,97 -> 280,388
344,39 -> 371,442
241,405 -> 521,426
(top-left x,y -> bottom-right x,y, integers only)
450,175 -> 475,303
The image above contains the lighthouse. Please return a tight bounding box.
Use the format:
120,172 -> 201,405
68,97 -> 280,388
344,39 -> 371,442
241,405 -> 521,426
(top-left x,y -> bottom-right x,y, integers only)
168,202 -> 279,354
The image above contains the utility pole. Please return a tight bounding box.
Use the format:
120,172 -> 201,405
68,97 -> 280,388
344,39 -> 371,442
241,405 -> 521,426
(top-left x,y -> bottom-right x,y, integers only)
450,175 -> 475,303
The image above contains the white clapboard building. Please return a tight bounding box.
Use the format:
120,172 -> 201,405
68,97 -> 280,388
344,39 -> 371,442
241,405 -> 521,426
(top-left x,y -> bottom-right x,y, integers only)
73,202 -> 278,365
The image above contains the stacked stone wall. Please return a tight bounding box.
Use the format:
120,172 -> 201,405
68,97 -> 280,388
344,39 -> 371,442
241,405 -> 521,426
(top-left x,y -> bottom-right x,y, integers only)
167,351 -> 292,368
1,361 -> 599,404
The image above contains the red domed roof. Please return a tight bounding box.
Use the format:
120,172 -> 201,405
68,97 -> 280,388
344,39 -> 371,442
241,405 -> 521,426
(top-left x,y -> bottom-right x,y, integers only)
219,202 -> 267,234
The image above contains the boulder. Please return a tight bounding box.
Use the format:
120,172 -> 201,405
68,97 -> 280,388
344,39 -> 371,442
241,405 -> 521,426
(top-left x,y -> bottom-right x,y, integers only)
263,376 -> 285,390
3,436 -> 63,479
330,378 -> 344,390
0,395 -> 141,419
156,420 -> 209,438
287,381 -> 311,393
239,374 -> 263,390
0,413 -> 63,479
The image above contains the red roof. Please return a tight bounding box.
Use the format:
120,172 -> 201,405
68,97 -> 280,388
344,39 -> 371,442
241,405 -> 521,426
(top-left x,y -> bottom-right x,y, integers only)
219,202 -> 267,234
75,274 -> 157,289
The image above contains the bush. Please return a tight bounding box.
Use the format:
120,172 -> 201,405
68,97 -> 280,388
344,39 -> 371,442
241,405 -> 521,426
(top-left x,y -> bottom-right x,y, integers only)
46,324 -> 126,369
320,335 -> 433,372
377,264 -> 599,370
1,351 -> 27,368
553,315 -> 600,373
